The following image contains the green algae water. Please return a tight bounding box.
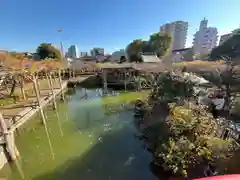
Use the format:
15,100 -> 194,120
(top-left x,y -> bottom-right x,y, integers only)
0,88 -> 157,180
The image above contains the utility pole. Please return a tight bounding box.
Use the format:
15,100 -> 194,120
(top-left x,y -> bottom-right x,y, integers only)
57,28 -> 67,67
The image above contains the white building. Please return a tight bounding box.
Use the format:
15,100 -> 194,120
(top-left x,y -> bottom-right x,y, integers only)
67,45 -> 79,58
160,21 -> 188,50
112,49 -> 127,62
192,18 -> 218,56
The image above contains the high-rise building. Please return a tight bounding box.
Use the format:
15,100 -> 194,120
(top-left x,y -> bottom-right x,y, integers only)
192,18 -> 218,56
90,48 -> 104,57
67,45 -> 79,58
160,21 -> 188,50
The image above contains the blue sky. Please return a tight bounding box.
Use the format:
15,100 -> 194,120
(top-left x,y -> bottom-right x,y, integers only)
0,0 -> 239,54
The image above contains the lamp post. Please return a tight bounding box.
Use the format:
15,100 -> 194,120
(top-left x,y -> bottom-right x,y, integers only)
57,28 -> 67,66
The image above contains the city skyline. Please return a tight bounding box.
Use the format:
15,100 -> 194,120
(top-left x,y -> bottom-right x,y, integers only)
0,0 -> 239,54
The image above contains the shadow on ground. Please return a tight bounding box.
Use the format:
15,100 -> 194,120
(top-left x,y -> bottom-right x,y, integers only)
32,126 -> 157,180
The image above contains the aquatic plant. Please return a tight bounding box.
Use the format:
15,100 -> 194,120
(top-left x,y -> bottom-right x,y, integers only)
149,71 -> 195,102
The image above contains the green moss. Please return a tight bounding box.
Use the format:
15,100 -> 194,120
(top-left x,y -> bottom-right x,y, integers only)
0,97 -> 14,106
102,91 -> 148,105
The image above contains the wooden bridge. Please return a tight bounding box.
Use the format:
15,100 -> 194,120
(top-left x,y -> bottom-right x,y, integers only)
0,70 -> 93,169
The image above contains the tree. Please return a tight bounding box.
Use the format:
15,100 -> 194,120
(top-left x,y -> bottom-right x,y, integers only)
36,43 -> 62,60
141,40 -> 153,53
126,39 -> 144,62
120,56 -> 126,63
210,29 -> 240,60
125,33 -> 171,62
207,30 -> 240,114
149,72 -> 194,102
148,33 -> 171,57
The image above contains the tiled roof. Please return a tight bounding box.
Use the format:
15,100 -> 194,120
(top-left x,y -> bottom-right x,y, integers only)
172,48 -> 191,53
141,55 -> 161,63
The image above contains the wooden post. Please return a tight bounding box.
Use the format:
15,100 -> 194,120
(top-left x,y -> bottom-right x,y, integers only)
0,112 -> 25,179
20,74 -> 26,100
4,80 -> 9,93
0,111 -> 17,161
124,69 -> 127,92
36,73 -> 41,96
62,69 -> 65,80
69,69 -> 71,79
46,73 -> 54,108
103,69 -> 108,94
73,69 -> 75,77
48,73 -> 63,137
9,130 -> 25,179
137,71 -> 141,91
32,75 -> 55,159
58,69 -> 65,101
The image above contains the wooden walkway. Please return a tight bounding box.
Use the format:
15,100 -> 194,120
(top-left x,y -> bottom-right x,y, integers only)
0,82 -> 67,144
0,75 -> 93,144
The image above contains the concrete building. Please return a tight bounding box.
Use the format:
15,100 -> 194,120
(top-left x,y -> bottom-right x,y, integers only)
160,21 -> 188,50
67,45 -> 79,58
112,49 -> 127,62
80,52 -> 88,57
90,48 -> 104,57
192,18 -> 218,56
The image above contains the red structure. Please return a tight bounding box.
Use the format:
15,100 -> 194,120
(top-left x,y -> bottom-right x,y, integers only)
195,174 -> 240,180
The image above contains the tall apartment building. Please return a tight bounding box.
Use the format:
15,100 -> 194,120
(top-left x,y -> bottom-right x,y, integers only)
192,18 -> 218,56
160,21 -> 188,50
90,48 -> 104,57
67,45 -> 79,58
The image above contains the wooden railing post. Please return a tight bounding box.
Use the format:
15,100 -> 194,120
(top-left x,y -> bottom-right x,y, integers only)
32,75 -> 55,159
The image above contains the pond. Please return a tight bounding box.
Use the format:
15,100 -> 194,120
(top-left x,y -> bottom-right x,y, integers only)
0,88 -> 158,180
